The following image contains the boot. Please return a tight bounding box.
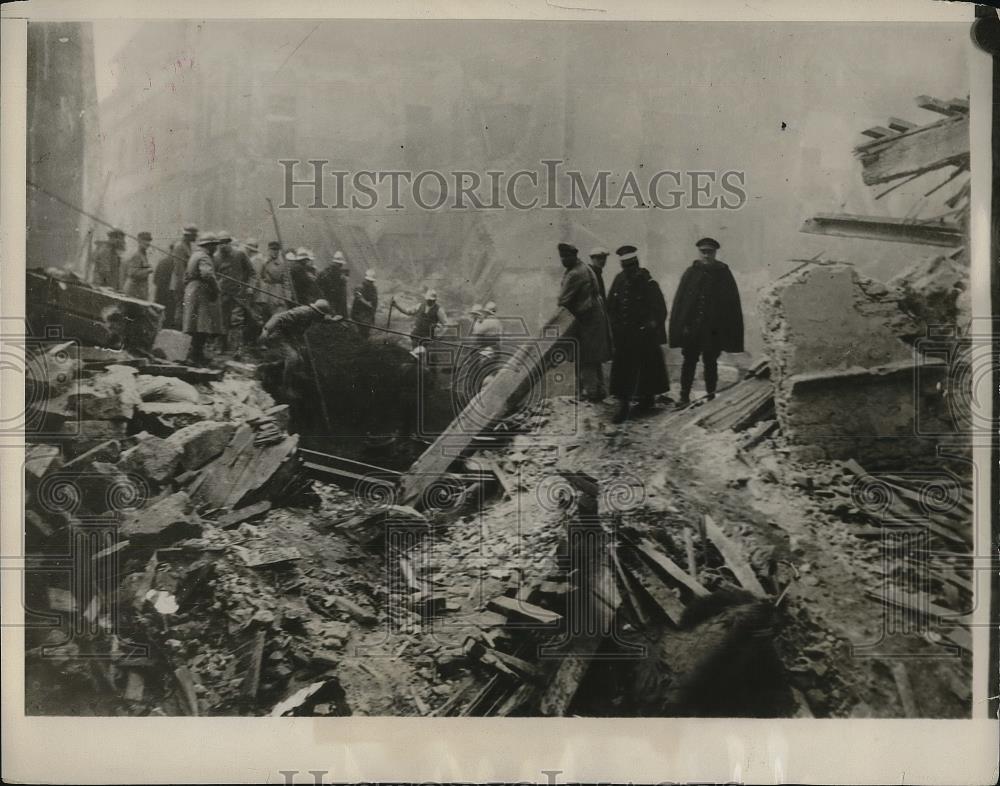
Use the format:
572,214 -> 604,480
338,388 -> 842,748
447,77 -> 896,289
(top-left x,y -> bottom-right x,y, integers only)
678,389 -> 691,408
611,398 -> 630,424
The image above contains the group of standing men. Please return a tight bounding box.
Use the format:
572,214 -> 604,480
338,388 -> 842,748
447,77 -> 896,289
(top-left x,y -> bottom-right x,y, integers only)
87,224 -> 385,365
557,237 -> 744,423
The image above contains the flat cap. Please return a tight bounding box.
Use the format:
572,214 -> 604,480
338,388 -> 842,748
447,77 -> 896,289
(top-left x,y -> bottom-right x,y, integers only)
696,237 -> 720,250
137,231 -> 152,241
616,245 -> 639,263
267,240 -> 282,249
183,224 -> 198,235
589,246 -> 609,257
107,227 -> 125,237
196,232 -> 219,246
216,230 -> 233,243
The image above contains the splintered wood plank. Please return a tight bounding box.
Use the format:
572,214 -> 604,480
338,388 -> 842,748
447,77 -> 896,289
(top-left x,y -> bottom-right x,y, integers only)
537,633 -> 602,716
887,117 -> 917,133
916,94 -> 960,116
856,114 -> 969,185
626,559 -> 685,625
861,125 -> 895,140
635,538 -> 709,598
889,662 -> 920,716
702,515 -> 767,597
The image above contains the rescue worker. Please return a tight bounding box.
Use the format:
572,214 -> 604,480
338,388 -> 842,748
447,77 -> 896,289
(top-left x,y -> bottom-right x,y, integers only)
259,299 -> 342,403
473,301 -> 503,349
288,247 -> 322,304
606,245 -> 669,423
668,237 -> 744,405
160,224 -> 198,329
254,241 -> 294,322
182,232 -> 223,365
351,269 -> 379,338
316,250 -> 349,316
588,246 -> 610,300
213,231 -> 256,354
556,242 -> 612,402
91,227 -> 125,289
392,289 -> 449,349
121,231 -> 154,300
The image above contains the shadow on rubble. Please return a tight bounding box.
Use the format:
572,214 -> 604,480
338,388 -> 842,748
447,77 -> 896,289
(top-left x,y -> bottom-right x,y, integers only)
256,323 -> 457,469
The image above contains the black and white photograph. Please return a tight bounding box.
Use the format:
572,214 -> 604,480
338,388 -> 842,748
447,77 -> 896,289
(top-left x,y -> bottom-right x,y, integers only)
2,0 -> 998,783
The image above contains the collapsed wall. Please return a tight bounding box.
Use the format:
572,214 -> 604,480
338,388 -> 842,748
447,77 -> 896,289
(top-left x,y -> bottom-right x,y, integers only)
758,262 -> 953,466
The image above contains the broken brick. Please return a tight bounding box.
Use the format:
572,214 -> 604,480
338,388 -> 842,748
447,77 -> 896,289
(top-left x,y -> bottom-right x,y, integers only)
165,421 -> 237,471
119,491 -> 202,545
118,435 -> 183,486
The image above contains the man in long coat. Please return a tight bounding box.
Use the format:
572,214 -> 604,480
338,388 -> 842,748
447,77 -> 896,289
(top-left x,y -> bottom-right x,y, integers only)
156,224 -> 197,328
121,231 -> 154,300
182,232 -> 223,365
606,245 -> 669,423
557,242 -> 612,402
316,251 -> 349,316
90,227 -> 125,290
213,231 -> 256,354
668,237 -> 744,405
351,269 -> 379,339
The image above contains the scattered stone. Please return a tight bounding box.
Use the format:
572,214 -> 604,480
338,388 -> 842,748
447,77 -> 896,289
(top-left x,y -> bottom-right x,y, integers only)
25,445 -> 63,485
61,439 -> 121,473
165,421 -> 237,471
215,500 -> 272,529
234,545 -> 303,568
119,491 -> 202,545
118,436 -> 183,485
136,375 -> 201,404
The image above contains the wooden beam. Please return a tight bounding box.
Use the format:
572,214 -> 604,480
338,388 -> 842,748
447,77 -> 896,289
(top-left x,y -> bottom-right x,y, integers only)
635,538 -> 709,598
946,97 -> 969,114
855,114 -> 968,185
702,514 -> 767,597
887,117 -> 917,133
861,126 -> 895,140
398,308 -> 577,508
800,213 -> 963,248
916,95 -> 960,116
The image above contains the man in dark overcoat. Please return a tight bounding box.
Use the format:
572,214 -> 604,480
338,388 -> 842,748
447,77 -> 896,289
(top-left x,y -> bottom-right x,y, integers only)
557,242 -> 612,402
668,237 -> 744,405
606,245 -> 669,423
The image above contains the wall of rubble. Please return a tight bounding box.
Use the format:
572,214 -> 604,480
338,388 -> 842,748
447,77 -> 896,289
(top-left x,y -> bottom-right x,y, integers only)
758,262 -> 954,465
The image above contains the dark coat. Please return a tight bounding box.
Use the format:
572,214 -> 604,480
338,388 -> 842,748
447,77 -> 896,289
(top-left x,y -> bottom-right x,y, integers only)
182,250 -> 223,335
289,259 -> 322,304
168,239 -> 193,296
351,280 -> 379,324
606,267 -> 669,397
263,304 -> 326,342
316,267 -> 348,316
558,258 -> 612,365
668,259 -> 744,353
153,254 -> 175,305
214,246 -> 255,299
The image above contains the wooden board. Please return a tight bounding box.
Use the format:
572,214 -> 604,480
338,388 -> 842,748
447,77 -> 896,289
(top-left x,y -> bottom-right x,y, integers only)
855,114 -> 968,186
635,538 -> 709,598
703,515 -> 767,597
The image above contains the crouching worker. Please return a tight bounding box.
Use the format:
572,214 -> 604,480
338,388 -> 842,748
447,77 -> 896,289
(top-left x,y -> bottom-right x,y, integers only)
259,299 -> 342,404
